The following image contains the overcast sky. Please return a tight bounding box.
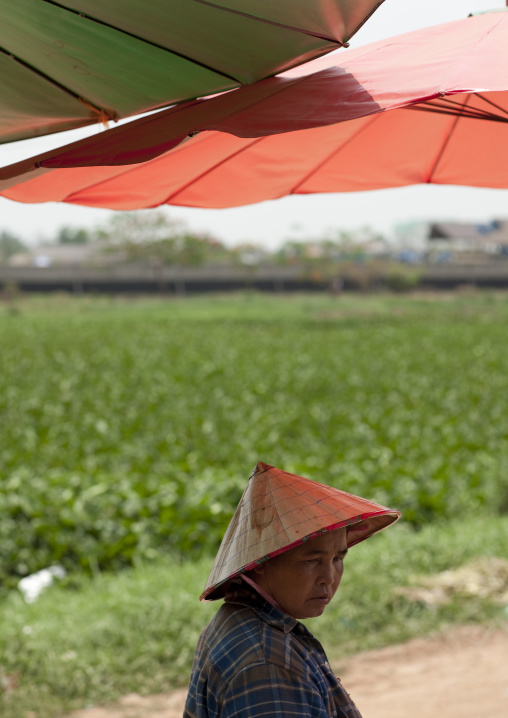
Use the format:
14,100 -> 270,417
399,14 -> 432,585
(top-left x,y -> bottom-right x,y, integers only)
0,0 -> 506,248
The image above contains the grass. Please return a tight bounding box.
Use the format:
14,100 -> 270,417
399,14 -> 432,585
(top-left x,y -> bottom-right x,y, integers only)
4,287 -> 508,322
1,513 -> 507,718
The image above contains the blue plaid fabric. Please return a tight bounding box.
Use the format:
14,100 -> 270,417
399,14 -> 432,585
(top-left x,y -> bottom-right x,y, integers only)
184,585 -> 362,718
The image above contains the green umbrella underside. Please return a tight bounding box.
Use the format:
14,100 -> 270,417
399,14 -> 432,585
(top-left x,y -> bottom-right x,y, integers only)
0,0 -> 385,144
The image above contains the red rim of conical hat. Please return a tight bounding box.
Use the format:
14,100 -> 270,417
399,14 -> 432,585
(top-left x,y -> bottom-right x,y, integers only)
201,461 -> 400,601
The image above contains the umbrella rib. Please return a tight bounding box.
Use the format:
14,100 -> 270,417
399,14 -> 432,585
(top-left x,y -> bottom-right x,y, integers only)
0,45 -> 117,122
42,0 -> 244,84
475,92 -> 508,118
407,103 -> 508,123
289,114 -> 382,194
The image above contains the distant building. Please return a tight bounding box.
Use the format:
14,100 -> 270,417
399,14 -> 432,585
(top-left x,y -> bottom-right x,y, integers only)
8,241 -> 124,268
427,220 -> 508,262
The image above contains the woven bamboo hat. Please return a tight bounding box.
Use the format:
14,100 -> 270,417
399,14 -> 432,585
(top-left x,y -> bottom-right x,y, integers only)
201,461 -> 400,601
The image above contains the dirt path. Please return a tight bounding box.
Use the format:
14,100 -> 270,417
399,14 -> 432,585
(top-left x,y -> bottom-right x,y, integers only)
71,624 -> 508,718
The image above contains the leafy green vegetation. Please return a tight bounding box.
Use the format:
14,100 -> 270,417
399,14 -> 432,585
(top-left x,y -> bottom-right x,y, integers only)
1,292 -> 508,716
2,292 -> 508,586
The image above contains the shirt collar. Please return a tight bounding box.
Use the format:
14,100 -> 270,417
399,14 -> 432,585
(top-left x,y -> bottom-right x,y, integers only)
224,581 -> 300,634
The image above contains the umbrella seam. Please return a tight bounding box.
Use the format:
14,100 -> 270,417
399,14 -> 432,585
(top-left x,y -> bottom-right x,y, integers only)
193,0 -> 342,44
424,97 -> 472,183
42,0 -> 245,84
439,12 -> 505,90
57,132 -> 252,204
60,157 -> 175,203
0,46 -> 117,121
289,114 -> 383,194
162,134 -> 267,205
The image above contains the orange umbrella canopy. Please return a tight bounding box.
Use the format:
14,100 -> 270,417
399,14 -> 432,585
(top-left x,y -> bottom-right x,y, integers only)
201,461 -> 400,601
2,11 -> 508,204
0,0 -> 386,144
3,94 -> 507,208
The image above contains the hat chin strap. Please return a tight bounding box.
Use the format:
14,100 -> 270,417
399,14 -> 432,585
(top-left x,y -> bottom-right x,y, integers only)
241,573 -> 285,613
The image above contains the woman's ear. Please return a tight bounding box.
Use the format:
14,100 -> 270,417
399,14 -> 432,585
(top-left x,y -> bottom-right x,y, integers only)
250,565 -> 266,578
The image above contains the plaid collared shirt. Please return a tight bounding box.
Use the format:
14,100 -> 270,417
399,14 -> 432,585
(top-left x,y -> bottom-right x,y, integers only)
184,585 -> 362,718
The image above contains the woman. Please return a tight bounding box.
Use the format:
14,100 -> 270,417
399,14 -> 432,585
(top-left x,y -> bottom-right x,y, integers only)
184,461 -> 400,718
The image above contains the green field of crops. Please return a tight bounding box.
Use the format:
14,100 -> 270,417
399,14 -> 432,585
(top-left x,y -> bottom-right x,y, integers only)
1,292 -> 508,587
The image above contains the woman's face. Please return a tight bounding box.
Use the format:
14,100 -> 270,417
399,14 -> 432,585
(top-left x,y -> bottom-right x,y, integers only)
252,528 -> 348,619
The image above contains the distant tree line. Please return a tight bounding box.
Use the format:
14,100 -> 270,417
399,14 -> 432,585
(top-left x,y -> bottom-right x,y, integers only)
1,211 -> 388,270
0,230 -> 27,262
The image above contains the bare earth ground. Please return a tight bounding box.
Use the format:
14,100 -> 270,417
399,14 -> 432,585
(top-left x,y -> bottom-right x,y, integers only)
70,624 -> 508,718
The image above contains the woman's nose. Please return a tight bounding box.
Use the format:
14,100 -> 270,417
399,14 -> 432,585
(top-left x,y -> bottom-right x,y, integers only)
318,563 -> 334,585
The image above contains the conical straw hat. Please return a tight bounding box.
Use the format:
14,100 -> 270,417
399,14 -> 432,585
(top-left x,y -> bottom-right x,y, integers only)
201,461 -> 400,600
